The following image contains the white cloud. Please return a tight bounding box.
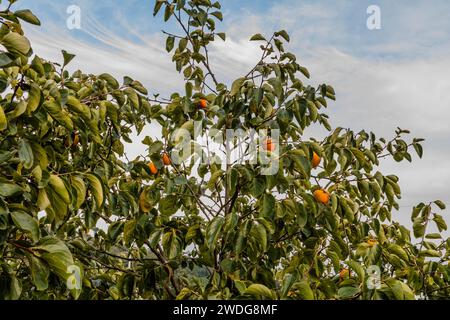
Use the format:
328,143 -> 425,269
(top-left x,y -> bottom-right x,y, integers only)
22,0 -> 450,229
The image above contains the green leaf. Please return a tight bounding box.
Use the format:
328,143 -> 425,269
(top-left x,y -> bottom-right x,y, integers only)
108,221 -> 123,242
425,233 -> 442,239
434,200 -> 446,210
251,222 -> 267,252
347,260 -> 365,282
275,30 -> 290,42
185,82 -> 193,98
3,275 -> 22,300
66,96 -> 91,121
1,32 -> 31,55
37,188 -> 50,211
293,280 -> 314,300
230,77 -> 245,96
18,139 -> 34,169
338,286 -> 360,299
31,56 -> 45,76
71,176 -> 86,209
296,203 -> 308,227
124,87 -> 139,108
245,284 -> 274,299
130,80 -> 148,95
280,274 -> 296,298
251,176 -> 266,197
299,66 -> 310,79
0,105 -> 7,131
9,100 -> 27,119
0,182 -> 22,197
166,36 -> 175,52
387,244 -> 409,262
48,174 -> 71,204
99,73 -> 119,89
123,219 -> 136,246
27,83 -> 41,112
85,173 -> 104,209
148,141 -> 164,155
62,50 -> 75,67
413,218 -> 425,238
433,214 -> 447,232
420,249 -> 441,258
14,9 -> 41,25
178,38 -> 188,51
159,195 -> 178,216
234,220 -> 249,255
164,3 -> 173,21
210,11 -> 223,21
386,279 -> 414,300
43,100 -> 74,131
153,0 -> 164,16
260,193 -> 275,219
220,258 -> 234,273
0,209 -> 8,230
31,165 -> 42,182
46,187 -> 68,222
162,231 -> 181,259
250,33 -> 266,41
11,211 -> 39,242
206,170 -> 224,190
291,154 -> 311,177
400,283 -> 415,300
32,237 -> 75,282
206,216 -> 224,249
413,143 -> 423,158
234,280 -> 247,295
217,32 -> 226,41
326,85 -> 336,95
27,254 -> 49,291
0,52 -> 14,67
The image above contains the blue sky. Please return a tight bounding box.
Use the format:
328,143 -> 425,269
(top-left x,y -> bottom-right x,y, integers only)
16,0 -> 450,60
10,0 -> 450,230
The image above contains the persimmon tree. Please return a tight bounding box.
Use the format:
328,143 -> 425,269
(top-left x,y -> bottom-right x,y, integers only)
1,0 -> 449,300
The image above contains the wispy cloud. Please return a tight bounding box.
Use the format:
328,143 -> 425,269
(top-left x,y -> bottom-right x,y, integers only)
18,0 -> 450,228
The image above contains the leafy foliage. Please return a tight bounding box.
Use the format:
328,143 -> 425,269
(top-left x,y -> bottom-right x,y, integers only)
0,0 -> 449,300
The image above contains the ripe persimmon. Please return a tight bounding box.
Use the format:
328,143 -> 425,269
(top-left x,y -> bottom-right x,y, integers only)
313,189 -> 330,205
148,162 -> 158,174
312,152 -> 321,168
263,138 -> 275,152
162,153 -> 171,166
199,99 -> 208,109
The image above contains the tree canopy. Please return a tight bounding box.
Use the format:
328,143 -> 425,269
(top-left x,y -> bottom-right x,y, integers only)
0,0 -> 449,300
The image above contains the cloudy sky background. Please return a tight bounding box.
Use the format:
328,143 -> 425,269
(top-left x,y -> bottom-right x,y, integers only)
13,0 -> 450,233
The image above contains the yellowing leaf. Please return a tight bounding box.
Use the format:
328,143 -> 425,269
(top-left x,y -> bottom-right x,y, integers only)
71,176 -> 86,209
15,9 -> 41,26
85,173 -> 104,209
11,211 -> 39,242
230,77 -> 245,96
37,188 -> 50,211
245,284 -> 274,299
27,83 -> 41,113
1,32 -> 31,55
0,105 -> 7,131
48,174 -> 71,204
